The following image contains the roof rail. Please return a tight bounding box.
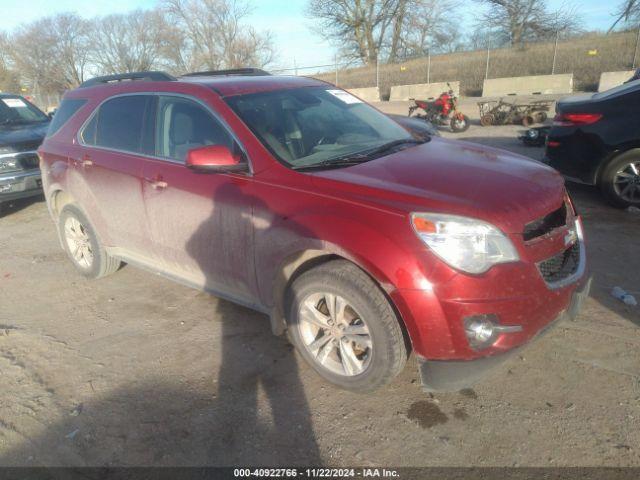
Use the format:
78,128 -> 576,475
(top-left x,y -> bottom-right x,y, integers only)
182,68 -> 271,78
79,71 -> 177,88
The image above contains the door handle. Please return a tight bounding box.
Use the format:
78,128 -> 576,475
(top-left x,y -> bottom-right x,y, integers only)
76,154 -> 92,167
144,177 -> 168,190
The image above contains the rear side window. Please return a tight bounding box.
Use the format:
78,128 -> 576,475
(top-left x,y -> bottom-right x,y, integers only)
81,95 -> 153,154
46,98 -> 87,137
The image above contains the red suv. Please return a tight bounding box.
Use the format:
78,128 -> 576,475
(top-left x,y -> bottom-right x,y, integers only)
39,69 -> 591,392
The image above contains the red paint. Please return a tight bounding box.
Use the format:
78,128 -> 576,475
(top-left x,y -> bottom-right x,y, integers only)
39,75 -> 588,362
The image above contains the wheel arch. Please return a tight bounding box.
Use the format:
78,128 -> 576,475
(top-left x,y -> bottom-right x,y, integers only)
50,189 -> 77,218
268,249 -> 413,354
594,146 -> 640,185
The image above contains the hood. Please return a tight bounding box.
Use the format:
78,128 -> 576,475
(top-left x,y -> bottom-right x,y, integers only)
310,137 -> 565,234
0,121 -> 49,150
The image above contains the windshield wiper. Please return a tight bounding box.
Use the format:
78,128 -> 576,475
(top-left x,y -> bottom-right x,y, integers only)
293,138 -> 425,171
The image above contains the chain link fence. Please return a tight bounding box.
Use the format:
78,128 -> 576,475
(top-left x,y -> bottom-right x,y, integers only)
275,30 -> 640,99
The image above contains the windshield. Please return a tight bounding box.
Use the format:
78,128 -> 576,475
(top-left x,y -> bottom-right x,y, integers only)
225,86 -> 415,169
0,96 -> 49,126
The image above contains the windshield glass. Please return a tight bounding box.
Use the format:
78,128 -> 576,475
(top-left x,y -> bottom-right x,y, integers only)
0,96 -> 49,125
225,87 -> 415,169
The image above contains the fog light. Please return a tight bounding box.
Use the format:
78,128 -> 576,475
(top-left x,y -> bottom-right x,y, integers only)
464,315 -> 497,350
463,314 -> 523,350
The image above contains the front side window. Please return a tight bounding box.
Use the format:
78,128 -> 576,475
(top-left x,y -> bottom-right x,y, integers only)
225,87 -> 415,170
81,95 -> 153,154
155,96 -> 233,163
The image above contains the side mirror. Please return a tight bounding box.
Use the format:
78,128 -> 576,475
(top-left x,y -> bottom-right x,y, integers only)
185,145 -> 248,173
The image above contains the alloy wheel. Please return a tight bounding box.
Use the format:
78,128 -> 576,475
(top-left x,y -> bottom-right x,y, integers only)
613,161 -> 640,204
64,216 -> 94,269
297,292 -> 372,377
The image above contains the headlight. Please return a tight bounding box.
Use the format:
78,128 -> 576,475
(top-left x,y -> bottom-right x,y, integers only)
411,213 -> 520,274
0,157 -> 20,174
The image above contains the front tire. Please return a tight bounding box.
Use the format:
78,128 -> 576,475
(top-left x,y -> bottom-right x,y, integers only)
59,204 -> 121,278
286,260 -> 408,392
450,114 -> 470,132
599,151 -> 640,208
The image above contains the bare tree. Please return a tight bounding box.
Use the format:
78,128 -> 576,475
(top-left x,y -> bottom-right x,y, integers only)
0,32 -> 20,93
307,0 -> 459,64
389,0 -> 461,60
307,0 -> 406,65
473,0 -> 582,46
609,0 -> 640,32
88,9 -> 168,74
50,13 -> 91,87
9,18 -> 65,94
161,0 -> 275,72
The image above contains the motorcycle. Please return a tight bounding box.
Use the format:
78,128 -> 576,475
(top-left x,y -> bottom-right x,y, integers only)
408,83 -> 470,133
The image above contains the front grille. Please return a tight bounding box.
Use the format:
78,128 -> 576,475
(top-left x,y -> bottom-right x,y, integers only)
17,152 -> 40,170
524,203 -> 567,241
538,241 -> 580,284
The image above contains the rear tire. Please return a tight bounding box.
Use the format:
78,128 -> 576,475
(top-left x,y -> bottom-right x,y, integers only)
286,260 -> 408,392
480,114 -> 494,127
599,151 -> 640,208
59,204 -> 121,279
522,115 -> 535,127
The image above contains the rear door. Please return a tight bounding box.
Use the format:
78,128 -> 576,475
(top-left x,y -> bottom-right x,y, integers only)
141,94 -> 257,305
70,94 -> 154,256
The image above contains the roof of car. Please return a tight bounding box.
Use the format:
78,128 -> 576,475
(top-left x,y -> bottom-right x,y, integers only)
180,74 -> 330,97
71,71 -> 331,99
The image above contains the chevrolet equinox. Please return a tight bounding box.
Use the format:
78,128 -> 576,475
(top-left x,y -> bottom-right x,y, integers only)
39,69 -> 591,392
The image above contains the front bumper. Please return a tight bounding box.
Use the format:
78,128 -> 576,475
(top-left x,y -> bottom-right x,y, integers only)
417,276 -> 592,392
0,169 -> 42,203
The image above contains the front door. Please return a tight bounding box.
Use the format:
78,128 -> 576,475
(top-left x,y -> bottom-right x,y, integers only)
141,95 -> 257,305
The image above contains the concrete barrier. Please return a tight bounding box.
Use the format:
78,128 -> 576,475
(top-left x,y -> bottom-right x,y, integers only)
346,87 -> 380,103
389,81 -> 460,101
598,71 -> 634,92
482,74 -> 573,96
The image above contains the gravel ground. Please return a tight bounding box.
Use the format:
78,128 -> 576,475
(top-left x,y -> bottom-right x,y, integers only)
0,96 -> 639,468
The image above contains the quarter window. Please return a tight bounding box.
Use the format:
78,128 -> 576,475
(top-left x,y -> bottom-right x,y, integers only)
82,95 -> 153,154
155,96 -> 233,163
46,98 -> 86,137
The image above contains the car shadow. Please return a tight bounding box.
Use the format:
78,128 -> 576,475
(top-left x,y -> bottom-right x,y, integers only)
0,194 -> 45,218
184,178 -> 323,465
0,296 -> 322,467
0,179 -> 322,467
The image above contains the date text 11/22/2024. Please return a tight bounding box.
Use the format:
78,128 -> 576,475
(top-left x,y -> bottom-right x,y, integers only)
233,468 -> 400,478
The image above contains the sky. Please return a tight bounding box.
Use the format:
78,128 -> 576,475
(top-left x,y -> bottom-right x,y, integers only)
0,0 -> 622,72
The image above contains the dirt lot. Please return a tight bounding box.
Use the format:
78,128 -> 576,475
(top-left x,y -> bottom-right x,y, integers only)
1,97 -> 639,468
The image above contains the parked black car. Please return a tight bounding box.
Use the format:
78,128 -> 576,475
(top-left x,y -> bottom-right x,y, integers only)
545,80 -> 640,208
0,94 -> 50,213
